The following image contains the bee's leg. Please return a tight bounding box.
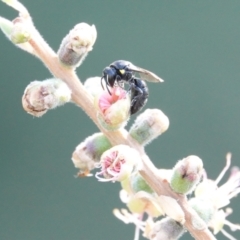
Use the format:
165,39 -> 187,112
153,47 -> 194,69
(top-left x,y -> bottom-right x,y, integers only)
106,84 -> 112,95
116,80 -> 125,89
114,75 -> 125,89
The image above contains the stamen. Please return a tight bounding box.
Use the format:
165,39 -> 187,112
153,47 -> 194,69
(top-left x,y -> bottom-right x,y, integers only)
215,153 -> 231,185
221,228 -> 237,240
224,219 -> 240,231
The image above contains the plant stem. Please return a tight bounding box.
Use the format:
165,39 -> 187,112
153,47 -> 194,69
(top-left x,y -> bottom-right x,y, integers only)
27,25 -> 216,240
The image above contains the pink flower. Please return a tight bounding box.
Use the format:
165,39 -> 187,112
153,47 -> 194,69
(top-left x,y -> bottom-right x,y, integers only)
95,87 -> 131,130
95,145 -> 139,182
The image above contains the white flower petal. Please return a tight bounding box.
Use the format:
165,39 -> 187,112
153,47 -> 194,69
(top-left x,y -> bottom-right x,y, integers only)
158,195 -> 185,224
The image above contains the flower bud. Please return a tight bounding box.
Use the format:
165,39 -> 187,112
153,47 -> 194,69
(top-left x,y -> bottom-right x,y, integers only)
84,76 -> 104,98
130,172 -> 154,194
72,133 -> 112,177
22,78 -> 71,117
58,23 -> 97,67
127,191 -> 162,217
118,189 -> 162,218
95,87 -> 131,131
189,197 -> 215,224
129,109 -> 169,146
170,155 -> 203,194
126,194 -> 147,214
0,16 -> 36,54
95,145 -> 140,182
10,17 -> 31,44
149,217 -> 185,240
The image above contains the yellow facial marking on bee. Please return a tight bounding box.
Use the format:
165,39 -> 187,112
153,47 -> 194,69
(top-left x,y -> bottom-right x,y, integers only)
119,69 -> 125,75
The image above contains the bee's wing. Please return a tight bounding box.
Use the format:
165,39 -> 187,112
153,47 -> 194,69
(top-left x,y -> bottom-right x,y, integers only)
128,64 -> 164,83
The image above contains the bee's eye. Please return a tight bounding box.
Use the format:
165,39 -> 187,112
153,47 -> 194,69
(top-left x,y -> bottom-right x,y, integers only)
125,71 -> 132,80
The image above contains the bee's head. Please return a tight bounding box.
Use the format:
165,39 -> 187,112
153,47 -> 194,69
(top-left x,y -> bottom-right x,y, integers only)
102,66 -> 116,87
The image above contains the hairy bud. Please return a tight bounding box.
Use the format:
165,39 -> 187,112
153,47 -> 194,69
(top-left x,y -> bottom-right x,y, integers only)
130,172 -> 154,194
149,217 -> 185,240
58,23 -> 97,67
10,17 -> 31,44
129,109 -> 169,145
72,133 -> 112,177
22,78 -> 71,117
0,16 -> 35,54
170,155 -> 203,194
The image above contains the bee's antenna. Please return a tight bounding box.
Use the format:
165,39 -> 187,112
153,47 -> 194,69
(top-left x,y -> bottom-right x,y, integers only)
101,76 -> 105,90
101,75 -> 112,95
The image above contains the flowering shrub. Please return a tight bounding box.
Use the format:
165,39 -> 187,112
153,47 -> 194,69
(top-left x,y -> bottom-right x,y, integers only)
1,1 -> 240,239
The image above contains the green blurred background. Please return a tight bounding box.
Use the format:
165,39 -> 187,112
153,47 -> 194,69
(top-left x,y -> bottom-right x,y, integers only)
1,1 -> 240,239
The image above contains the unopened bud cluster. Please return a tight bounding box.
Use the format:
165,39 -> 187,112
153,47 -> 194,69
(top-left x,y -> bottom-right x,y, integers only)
2,2 -> 240,239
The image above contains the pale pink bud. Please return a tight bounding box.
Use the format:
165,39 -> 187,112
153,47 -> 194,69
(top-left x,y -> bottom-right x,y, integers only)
58,23 -> 97,67
95,145 -> 139,182
22,78 -> 71,117
71,133 -> 112,177
170,155 -> 203,194
95,87 -> 131,131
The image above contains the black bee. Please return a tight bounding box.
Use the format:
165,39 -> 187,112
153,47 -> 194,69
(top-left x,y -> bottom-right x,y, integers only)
101,60 -> 163,115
